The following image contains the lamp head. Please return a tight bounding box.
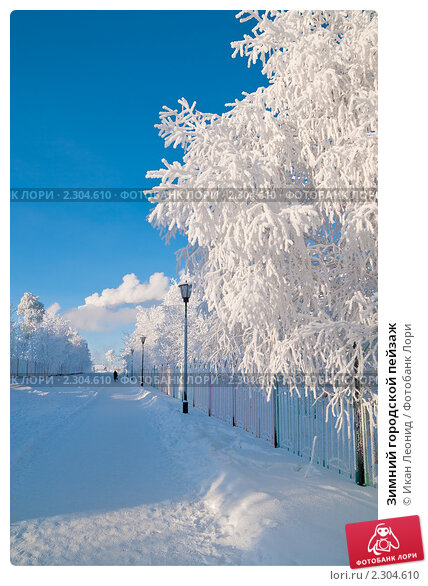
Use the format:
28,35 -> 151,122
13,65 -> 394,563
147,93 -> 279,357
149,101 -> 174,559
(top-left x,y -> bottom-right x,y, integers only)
179,282 -> 192,302
140,336 -> 146,344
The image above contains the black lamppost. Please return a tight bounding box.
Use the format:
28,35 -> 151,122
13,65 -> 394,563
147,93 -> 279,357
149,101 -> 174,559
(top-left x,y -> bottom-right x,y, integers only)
140,336 -> 146,387
130,348 -> 134,379
179,282 -> 192,413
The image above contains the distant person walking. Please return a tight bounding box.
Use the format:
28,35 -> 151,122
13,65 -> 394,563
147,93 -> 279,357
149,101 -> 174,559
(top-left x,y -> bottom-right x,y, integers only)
113,370 -> 118,382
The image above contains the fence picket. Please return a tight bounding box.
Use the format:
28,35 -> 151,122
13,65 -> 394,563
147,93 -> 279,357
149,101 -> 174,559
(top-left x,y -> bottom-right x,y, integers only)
149,365 -> 377,487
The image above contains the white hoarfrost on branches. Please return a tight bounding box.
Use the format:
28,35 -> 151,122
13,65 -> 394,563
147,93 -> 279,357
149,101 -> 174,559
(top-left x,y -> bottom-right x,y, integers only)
145,11 -> 377,422
105,349 -> 117,371
11,293 -> 92,375
17,292 -> 45,326
122,279 -> 211,373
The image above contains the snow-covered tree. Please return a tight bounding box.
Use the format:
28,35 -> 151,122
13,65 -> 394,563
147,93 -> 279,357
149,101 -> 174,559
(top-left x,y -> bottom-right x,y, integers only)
122,278 -> 211,371
146,11 -> 378,421
11,292 -> 92,374
17,292 -> 45,328
105,349 -> 117,371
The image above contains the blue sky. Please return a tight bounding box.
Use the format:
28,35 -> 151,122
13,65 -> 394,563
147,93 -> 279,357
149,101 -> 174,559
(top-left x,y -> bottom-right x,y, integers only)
10,10 -> 265,361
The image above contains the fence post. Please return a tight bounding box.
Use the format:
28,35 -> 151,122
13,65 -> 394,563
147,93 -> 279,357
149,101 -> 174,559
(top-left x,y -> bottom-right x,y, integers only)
273,376 -> 279,448
192,363 -> 195,408
354,398 -> 368,486
368,407 -> 377,487
233,374 -> 236,426
362,405 -> 370,486
353,342 -> 367,486
208,371 -> 211,416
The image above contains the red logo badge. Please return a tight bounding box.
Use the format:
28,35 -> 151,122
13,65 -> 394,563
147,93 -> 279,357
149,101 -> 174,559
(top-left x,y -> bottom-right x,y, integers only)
346,516 -> 424,569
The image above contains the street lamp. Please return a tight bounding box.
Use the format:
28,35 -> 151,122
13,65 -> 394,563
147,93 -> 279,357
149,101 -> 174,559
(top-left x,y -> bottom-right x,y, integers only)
179,282 -> 192,413
130,348 -> 134,379
140,336 -> 146,387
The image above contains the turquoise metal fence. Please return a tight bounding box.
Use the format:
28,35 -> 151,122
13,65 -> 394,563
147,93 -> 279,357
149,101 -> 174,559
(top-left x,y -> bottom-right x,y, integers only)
275,387 -> 377,486
10,358 -> 53,377
10,358 -> 84,377
149,365 -> 377,487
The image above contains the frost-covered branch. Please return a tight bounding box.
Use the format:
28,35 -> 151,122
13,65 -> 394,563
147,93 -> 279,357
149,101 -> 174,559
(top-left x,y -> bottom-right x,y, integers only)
144,11 -> 378,425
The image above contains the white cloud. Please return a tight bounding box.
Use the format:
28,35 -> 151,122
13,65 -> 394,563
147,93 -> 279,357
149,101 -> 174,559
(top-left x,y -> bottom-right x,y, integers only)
82,272 -> 169,308
63,305 -> 138,332
61,272 -> 170,332
46,302 -> 61,315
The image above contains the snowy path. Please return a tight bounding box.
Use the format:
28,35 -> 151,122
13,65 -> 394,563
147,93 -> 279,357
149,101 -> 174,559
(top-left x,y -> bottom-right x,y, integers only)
11,380 -> 377,565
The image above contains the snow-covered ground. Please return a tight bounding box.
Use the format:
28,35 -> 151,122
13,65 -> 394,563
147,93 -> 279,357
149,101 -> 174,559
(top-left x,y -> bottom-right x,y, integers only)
11,378 -> 377,565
